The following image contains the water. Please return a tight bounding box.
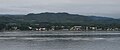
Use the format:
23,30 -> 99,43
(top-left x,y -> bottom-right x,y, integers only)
0,31 -> 120,50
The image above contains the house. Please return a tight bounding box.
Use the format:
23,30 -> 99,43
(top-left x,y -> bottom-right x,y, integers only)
28,26 -> 32,30
35,28 -> 47,31
89,27 -> 97,30
70,26 -> 82,31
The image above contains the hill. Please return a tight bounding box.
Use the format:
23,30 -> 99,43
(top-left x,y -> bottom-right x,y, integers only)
0,12 -> 120,25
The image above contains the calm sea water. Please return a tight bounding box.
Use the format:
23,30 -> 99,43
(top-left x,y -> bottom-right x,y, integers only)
0,31 -> 120,50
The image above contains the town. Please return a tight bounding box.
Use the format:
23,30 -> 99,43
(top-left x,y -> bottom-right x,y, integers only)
0,23 -> 120,31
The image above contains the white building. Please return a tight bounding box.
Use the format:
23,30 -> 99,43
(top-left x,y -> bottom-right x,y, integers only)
70,26 -> 82,31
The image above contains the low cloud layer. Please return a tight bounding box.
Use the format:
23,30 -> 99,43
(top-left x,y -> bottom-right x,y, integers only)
0,0 -> 120,18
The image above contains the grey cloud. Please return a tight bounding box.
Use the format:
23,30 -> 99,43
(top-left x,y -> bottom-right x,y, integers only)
0,0 -> 120,18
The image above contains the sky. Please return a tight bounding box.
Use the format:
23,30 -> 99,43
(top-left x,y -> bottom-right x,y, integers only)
0,0 -> 120,18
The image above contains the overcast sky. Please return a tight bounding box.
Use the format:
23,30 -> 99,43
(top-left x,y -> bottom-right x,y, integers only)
0,0 -> 120,18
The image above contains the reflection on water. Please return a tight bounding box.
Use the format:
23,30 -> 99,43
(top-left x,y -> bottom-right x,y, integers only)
0,31 -> 120,50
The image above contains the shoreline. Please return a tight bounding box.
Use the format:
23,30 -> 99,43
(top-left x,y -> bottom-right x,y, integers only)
1,30 -> 120,33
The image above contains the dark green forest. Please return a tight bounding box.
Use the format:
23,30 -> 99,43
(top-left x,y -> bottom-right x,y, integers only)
0,12 -> 120,31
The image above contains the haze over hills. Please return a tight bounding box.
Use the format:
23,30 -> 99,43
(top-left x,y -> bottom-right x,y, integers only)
0,12 -> 120,25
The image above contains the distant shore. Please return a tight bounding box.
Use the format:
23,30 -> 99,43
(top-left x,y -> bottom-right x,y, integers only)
1,30 -> 120,33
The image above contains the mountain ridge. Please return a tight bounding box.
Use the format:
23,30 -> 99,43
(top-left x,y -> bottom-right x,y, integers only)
0,12 -> 120,25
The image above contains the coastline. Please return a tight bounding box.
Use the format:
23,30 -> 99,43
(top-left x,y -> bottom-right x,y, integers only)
1,30 -> 120,33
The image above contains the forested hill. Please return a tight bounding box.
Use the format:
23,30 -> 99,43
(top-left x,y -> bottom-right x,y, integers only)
0,12 -> 120,25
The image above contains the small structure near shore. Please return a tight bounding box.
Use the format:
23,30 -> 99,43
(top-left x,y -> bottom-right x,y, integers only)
70,26 -> 82,31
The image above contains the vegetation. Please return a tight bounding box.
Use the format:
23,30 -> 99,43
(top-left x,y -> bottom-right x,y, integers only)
0,12 -> 120,31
